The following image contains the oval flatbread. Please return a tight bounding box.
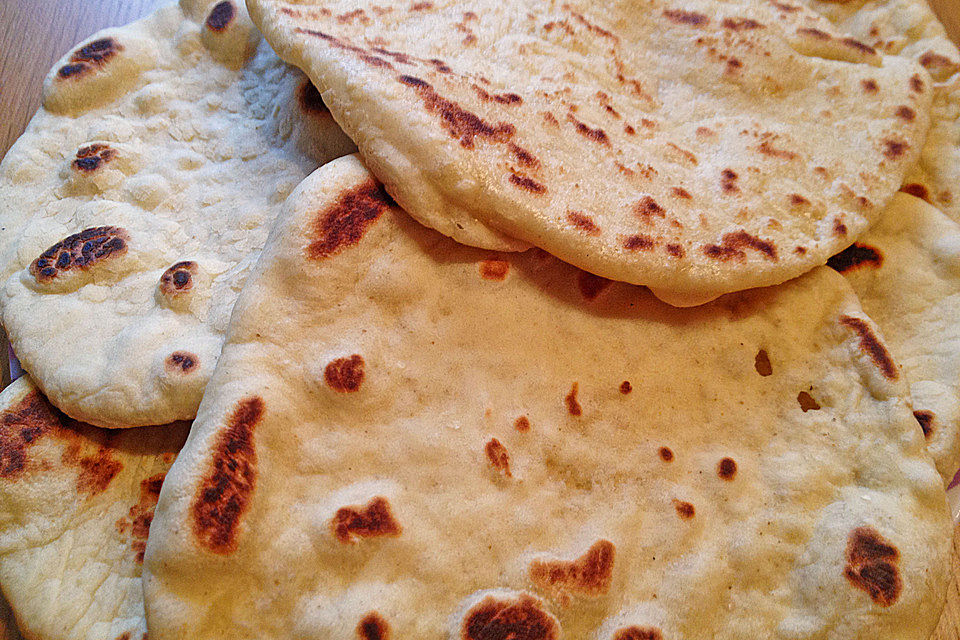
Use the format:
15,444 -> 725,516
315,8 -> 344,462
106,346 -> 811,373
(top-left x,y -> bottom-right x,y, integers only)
800,0 -> 960,224
144,155 -> 950,640
248,0 -> 930,305
0,375 -> 188,640
0,0 -> 355,428
828,192 -> 960,484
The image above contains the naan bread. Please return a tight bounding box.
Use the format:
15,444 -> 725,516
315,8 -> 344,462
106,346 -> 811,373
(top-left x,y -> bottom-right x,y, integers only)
248,0 -> 931,305
0,0 -> 354,428
906,72 -> 960,223
803,0 -> 960,73
799,0 -> 960,222
796,0 -> 960,486
144,155 -> 950,639
0,375 -> 188,640
828,193 -> 960,484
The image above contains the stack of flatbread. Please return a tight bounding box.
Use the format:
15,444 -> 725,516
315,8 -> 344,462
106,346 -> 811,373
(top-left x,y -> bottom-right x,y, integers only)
0,0 -> 959,637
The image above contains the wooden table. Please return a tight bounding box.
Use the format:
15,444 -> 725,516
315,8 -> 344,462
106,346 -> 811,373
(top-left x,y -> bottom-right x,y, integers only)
1,0 -> 959,638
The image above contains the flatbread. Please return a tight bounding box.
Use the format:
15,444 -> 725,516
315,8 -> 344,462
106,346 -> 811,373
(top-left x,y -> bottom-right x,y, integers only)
799,0 -> 960,222
0,375 -> 188,640
827,192 -> 960,484
248,0 -> 930,305
803,0 -> 960,74
143,155 -> 950,639
0,0 -> 355,428
906,71 -> 960,223
795,0 -> 960,486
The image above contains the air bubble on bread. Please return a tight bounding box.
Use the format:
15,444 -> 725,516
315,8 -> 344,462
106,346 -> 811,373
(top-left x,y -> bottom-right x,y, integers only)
356,612 -> 391,640
57,142 -> 140,197
159,261 -> 198,297
330,496 -> 401,543
916,47 -> 960,81
452,589 -> 560,640
155,338 -> 219,406
528,539 -> 616,599
199,1 -> 261,68
42,32 -> 156,115
594,603 -> 672,640
787,27 -> 882,66
844,526 -> 902,606
165,351 -> 200,375
27,226 -> 132,293
157,260 -> 204,312
122,173 -> 173,210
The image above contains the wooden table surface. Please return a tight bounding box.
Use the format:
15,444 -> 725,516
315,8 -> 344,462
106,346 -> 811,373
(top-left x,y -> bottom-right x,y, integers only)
1,0 -> 960,638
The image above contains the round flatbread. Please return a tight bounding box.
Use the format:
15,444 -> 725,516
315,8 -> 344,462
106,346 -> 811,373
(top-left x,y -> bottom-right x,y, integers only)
248,0 -> 930,305
803,0 -> 960,74
799,0 -> 960,222
144,155 -> 950,640
0,0 -> 355,428
907,72 -> 960,222
794,0 -> 960,486
0,375 -> 188,640
828,192 -> 960,484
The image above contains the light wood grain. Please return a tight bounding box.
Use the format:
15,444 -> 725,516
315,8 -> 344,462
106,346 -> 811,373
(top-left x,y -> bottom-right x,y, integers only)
1,0 -> 960,638
930,0 -> 960,45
